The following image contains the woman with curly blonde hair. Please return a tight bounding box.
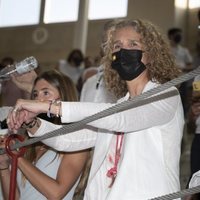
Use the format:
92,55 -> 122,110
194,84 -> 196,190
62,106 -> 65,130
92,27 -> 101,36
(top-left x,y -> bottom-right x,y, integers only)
102,19 -> 181,98
8,19 -> 184,200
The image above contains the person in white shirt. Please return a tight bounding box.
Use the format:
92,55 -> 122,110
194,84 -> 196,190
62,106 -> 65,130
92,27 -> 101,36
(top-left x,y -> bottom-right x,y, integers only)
80,65 -> 117,103
7,19 -> 184,200
58,49 -> 84,85
168,28 -> 193,115
0,70 -> 88,200
168,28 -> 193,72
80,19 -> 118,104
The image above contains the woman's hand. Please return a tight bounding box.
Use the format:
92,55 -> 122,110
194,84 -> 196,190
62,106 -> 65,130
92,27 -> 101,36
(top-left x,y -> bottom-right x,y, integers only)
7,99 -> 49,132
11,71 -> 37,93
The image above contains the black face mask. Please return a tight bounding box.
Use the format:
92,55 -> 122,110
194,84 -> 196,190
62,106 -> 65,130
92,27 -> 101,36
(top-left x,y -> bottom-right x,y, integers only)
72,56 -> 83,66
173,34 -> 182,44
111,49 -> 146,81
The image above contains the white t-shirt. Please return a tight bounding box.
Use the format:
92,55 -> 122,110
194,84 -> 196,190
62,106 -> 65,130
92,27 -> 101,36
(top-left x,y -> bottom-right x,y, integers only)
80,66 -> 117,103
58,59 -> 84,84
171,45 -> 193,69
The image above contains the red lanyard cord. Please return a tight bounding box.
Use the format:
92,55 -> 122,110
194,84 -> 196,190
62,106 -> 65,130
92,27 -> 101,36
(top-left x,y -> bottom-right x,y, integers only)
106,132 -> 124,187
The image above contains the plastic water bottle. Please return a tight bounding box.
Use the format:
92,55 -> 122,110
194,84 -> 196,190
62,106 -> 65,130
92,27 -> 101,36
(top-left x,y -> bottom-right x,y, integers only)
0,56 -> 38,80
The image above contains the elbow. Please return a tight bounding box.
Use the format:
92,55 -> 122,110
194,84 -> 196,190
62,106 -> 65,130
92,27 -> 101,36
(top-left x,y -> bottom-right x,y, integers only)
46,191 -> 66,200
44,187 -> 69,200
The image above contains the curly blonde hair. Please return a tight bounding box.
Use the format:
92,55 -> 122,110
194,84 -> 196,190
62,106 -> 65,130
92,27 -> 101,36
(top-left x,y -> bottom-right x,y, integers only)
102,19 -> 181,98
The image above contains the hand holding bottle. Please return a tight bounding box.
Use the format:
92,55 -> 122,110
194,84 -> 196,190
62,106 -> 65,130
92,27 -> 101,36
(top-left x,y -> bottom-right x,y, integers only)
11,70 -> 37,93
0,56 -> 38,81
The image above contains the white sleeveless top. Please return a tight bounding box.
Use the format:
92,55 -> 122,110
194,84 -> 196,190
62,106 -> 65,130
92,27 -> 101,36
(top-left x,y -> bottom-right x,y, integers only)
17,149 -> 78,200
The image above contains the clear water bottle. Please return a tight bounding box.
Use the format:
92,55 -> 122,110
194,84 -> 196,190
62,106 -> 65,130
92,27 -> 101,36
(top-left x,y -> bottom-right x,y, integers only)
0,56 -> 38,80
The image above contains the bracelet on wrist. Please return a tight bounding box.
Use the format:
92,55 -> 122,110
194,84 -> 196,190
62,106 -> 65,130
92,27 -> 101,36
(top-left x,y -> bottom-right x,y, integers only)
22,118 -> 37,129
47,100 -> 61,118
47,100 -> 53,118
54,100 -> 61,117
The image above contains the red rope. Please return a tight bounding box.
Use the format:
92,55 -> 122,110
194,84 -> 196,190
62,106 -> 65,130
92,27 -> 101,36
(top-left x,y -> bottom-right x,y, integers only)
5,134 -> 26,200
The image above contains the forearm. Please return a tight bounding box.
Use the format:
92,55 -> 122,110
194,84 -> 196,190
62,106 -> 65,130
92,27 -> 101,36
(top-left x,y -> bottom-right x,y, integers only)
0,168 -> 11,199
25,117 -> 41,134
11,70 -> 37,93
18,150 -> 89,200
61,89 -> 180,132
28,119 -> 97,152
18,157 -> 65,199
0,168 -> 20,200
90,94 -> 180,132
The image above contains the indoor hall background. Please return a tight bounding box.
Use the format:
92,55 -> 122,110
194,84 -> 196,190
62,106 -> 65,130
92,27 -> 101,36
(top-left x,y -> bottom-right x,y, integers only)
0,0 -> 198,71
0,0 -> 199,191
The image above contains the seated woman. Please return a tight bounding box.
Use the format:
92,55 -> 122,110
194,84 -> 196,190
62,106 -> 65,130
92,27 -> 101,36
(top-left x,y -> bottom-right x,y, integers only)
0,70 -> 89,200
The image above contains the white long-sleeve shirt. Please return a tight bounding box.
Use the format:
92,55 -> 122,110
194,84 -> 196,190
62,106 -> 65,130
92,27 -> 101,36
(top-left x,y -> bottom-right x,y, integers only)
29,81 -> 184,200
